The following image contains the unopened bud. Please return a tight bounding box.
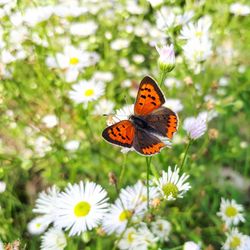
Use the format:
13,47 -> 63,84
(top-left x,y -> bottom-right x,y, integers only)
156,44 -> 175,73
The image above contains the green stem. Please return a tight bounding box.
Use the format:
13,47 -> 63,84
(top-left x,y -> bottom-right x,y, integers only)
180,139 -> 193,170
159,71 -> 167,87
146,157 -> 152,209
119,154 -> 127,188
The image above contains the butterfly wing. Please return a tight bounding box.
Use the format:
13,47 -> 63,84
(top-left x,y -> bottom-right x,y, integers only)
102,120 -> 135,148
144,107 -> 178,140
134,76 -> 165,116
133,128 -> 166,156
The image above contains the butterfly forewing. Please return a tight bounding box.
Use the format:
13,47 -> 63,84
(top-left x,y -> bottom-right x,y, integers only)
102,120 -> 135,148
133,129 -> 166,155
134,76 -> 165,116
143,107 -> 178,139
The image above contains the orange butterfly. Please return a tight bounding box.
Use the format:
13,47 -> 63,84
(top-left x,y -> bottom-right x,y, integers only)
102,76 -> 178,156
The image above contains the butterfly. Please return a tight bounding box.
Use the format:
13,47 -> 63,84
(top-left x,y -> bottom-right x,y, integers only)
102,76 -> 178,156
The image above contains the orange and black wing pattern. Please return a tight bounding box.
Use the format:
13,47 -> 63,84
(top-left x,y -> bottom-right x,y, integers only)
144,107 -> 178,140
102,120 -> 135,148
134,76 -> 165,116
133,128 -> 165,155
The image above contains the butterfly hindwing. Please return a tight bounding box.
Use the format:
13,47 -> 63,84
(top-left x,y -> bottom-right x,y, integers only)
144,107 -> 178,139
102,120 -> 135,148
134,76 -> 165,116
133,128 -> 165,155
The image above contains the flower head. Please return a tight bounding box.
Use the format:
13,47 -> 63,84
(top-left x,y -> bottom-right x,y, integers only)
68,79 -> 105,107
27,217 -> 48,235
154,166 -> 191,201
54,181 -> 109,236
217,198 -> 245,227
222,228 -> 250,250
230,3 -> 250,16
41,228 -> 67,250
156,44 -> 175,73
183,115 -> 207,140
151,218 -> 171,242
183,241 -> 201,250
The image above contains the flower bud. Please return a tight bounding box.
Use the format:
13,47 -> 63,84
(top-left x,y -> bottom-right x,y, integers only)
156,44 -> 175,73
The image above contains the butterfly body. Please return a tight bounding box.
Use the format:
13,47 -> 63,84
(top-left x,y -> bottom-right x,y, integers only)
102,76 -> 178,156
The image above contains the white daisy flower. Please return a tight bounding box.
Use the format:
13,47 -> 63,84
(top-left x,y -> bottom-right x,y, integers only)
33,185 -> 60,225
217,198 -> 245,227
102,198 -> 135,235
54,181 -> 109,236
68,79 -> 105,106
154,166 -> 191,201
42,114 -> 58,128
230,3 -> 250,16
183,115 -> 207,140
164,99 -> 183,113
93,99 -> 115,116
46,46 -> 99,82
92,71 -> 114,82
107,105 -> 134,126
118,224 -> 158,250
183,241 -> 201,250
27,217 -> 48,235
41,227 -> 67,250
69,21 -> 98,37
64,140 -> 80,151
222,228 -> 250,250
111,39 -> 130,50
119,181 -> 159,213
180,16 -> 211,41
151,218 -> 171,242
102,183 -> 152,236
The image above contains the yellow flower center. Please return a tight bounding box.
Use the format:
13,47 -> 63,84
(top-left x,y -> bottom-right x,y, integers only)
225,206 -> 237,217
84,89 -> 94,97
36,223 -> 41,228
162,183 -> 178,198
69,57 -> 79,65
127,232 -> 134,243
74,201 -> 91,217
195,31 -> 203,38
119,210 -> 132,222
230,236 -> 241,248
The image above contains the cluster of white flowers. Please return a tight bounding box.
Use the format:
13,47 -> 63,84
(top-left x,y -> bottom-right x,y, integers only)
180,16 -> 213,74
217,198 -> 250,250
29,167 -> 190,249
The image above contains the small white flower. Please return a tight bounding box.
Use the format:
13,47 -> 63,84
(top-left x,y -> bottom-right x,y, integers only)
69,21 -> 98,37
41,227 -> 67,250
0,181 -> 6,193
0,240 -> 3,250
119,181 -> 159,213
183,115 -> 207,140
93,99 -> 115,116
33,136 -> 52,157
230,3 -> 250,16
64,140 -> 80,151
217,198 -> 245,227
102,183 -> 152,235
222,228 -> 250,250
92,71 -> 114,82
54,181 -> 109,236
164,77 -> 182,88
107,105 -> 134,126
111,39 -> 130,50
42,114 -> 58,128
33,186 -> 60,225
154,166 -> 191,201
68,79 -> 105,106
118,227 -> 137,250
156,44 -> 175,72
183,241 -> 201,250
27,217 -> 48,235
151,218 -> 171,242
164,99 -> 183,113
